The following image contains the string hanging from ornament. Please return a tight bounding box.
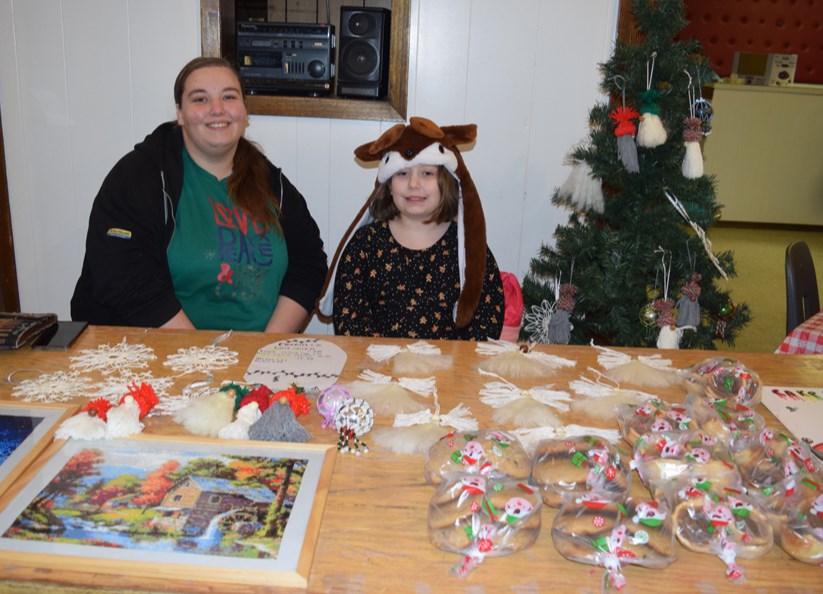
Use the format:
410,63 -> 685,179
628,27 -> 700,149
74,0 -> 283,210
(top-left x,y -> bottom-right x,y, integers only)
663,190 -> 729,280
547,263 -> 577,345
676,241 -> 702,328
681,70 -> 705,179
636,52 -> 668,148
609,75 -> 640,173
652,247 -> 688,349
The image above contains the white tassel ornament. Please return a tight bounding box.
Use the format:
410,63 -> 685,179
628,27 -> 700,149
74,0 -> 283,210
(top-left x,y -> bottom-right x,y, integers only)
371,391 -> 478,455
476,340 -> 576,379
557,162 -> 604,213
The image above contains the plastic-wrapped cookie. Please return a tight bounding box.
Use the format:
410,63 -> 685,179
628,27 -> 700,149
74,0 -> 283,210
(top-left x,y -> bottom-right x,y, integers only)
424,429 -> 531,486
428,473 -> 542,564
530,436 -> 631,507
735,429 -> 820,491
552,494 -> 676,590
632,429 -> 740,496
672,490 -> 772,581
616,398 -> 697,447
680,357 -> 762,408
776,484 -> 823,565
685,392 -> 764,452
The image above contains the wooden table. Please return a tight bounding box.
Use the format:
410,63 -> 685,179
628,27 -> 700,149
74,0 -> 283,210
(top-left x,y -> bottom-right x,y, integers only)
0,326 -> 820,593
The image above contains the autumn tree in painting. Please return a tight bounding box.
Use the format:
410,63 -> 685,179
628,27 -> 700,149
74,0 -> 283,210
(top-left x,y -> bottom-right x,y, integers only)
133,460 -> 180,509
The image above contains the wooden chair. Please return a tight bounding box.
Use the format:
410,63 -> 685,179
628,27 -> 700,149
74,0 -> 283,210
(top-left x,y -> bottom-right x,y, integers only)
785,240 -> 820,334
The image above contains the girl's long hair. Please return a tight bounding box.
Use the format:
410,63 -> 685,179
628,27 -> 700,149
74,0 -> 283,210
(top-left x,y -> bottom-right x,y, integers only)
174,57 -> 282,233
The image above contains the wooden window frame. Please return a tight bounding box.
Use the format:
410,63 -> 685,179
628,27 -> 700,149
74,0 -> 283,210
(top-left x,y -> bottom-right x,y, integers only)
200,0 -> 409,122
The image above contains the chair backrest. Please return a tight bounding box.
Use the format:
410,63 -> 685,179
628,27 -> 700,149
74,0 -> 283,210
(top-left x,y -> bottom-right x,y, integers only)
785,240 -> 820,334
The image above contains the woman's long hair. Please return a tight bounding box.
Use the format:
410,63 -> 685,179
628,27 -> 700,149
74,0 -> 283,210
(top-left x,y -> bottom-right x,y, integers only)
174,57 -> 282,233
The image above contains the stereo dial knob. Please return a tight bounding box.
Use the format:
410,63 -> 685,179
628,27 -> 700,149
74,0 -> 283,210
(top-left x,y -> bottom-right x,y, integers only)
308,60 -> 326,79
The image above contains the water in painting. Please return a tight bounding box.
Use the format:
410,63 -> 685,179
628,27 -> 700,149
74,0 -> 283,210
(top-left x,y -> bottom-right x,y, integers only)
2,446 -> 306,559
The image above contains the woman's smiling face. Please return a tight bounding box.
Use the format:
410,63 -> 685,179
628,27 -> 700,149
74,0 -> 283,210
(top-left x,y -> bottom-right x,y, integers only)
176,66 -> 248,167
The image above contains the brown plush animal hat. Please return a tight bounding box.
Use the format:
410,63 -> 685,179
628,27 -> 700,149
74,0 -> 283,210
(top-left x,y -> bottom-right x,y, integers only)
317,116 -> 487,328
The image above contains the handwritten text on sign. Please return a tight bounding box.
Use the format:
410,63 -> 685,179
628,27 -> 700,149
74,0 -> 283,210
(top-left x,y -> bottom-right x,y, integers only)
244,338 -> 347,393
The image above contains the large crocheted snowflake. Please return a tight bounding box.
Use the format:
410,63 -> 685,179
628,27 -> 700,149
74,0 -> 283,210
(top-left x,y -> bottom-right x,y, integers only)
163,345 -> 239,375
94,372 -> 175,404
11,370 -> 96,403
70,339 -> 156,376
523,299 -> 555,343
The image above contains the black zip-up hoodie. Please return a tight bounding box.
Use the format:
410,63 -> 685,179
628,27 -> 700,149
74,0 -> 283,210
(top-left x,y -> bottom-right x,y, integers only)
71,122 -> 328,328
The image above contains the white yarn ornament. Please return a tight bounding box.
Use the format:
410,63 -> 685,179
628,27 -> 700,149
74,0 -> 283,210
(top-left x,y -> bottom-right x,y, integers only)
370,390 -> 478,455
476,340 -> 576,379
512,423 -> 622,456
106,395 -> 144,438
367,341 -> 452,375
592,342 -> 679,387
557,162 -> 604,213
478,369 -> 570,428
55,412 -> 109,440
568,370 -> 657,421
346,369 -> 434,415
218,401 -> 263,440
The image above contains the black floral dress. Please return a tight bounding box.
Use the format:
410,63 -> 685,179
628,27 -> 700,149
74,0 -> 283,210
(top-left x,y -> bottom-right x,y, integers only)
332,221 -> 504,340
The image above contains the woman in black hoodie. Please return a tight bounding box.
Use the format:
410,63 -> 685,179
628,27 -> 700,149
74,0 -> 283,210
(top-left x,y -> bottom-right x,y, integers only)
71,57 -> 327,332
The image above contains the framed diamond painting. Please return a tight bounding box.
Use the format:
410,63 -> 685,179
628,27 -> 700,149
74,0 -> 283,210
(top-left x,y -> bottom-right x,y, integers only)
0,434 -> 336,590
0,400 -> 76,498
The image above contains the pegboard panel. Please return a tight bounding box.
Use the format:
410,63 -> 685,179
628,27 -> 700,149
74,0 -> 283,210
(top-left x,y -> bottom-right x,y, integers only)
678,0 -> 822,84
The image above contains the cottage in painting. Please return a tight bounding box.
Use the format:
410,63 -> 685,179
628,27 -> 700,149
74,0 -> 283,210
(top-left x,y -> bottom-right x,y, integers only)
154,477 -> 275,537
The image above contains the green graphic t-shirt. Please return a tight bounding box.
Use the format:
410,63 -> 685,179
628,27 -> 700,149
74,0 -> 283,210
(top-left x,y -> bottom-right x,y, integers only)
167,149 -> 287,331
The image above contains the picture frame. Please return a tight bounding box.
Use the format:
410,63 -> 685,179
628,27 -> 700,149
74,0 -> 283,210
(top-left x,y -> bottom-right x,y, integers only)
0,400 -> 76,498
0,434 -> 336,590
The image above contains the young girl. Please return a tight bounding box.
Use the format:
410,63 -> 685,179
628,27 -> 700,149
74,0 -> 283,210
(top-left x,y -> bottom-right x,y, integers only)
318,117 -> 504,341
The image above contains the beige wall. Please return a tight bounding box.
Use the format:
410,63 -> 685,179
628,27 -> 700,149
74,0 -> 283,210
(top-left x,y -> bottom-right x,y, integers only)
710,225 -> 823,353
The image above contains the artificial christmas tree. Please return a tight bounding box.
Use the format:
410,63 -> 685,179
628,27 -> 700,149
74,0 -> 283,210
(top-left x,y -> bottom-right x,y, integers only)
521,0 -> 750,350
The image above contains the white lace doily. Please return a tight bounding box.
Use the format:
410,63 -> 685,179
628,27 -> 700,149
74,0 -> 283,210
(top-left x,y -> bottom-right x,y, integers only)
163,345 -> 239,375
70,338 -> 156,376
11,370 -> 96,403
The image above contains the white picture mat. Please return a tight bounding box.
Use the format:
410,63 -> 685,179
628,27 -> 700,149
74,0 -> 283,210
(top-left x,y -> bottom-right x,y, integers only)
0,437 -> 328,574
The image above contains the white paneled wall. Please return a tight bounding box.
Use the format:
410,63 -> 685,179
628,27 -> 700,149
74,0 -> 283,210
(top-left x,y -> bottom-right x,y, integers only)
0,0 -> 618,334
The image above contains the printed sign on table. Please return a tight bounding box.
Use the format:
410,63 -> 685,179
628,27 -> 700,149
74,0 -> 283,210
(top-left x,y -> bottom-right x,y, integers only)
761,385 -> 823,456
244,338 -> 347,393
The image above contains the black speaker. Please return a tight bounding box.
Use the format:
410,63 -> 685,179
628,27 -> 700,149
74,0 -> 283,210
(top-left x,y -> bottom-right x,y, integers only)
337,7 -> 391,99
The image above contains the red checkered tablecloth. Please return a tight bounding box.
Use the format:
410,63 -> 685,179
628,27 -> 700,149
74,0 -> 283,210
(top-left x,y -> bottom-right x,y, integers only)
776,311 -> 823,354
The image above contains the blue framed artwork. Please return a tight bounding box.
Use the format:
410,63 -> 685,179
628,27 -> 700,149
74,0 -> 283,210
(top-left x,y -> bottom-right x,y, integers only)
0,435 -> 336,589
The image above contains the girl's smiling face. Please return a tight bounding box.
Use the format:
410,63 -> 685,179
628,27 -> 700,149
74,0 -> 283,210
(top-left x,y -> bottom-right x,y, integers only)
390,164 -> 443,223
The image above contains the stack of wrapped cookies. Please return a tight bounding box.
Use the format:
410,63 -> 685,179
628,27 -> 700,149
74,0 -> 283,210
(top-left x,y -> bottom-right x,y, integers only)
425,429 -> 541,576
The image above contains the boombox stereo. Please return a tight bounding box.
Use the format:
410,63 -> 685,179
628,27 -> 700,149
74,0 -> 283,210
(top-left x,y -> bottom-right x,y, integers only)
237,21 -> 335,96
